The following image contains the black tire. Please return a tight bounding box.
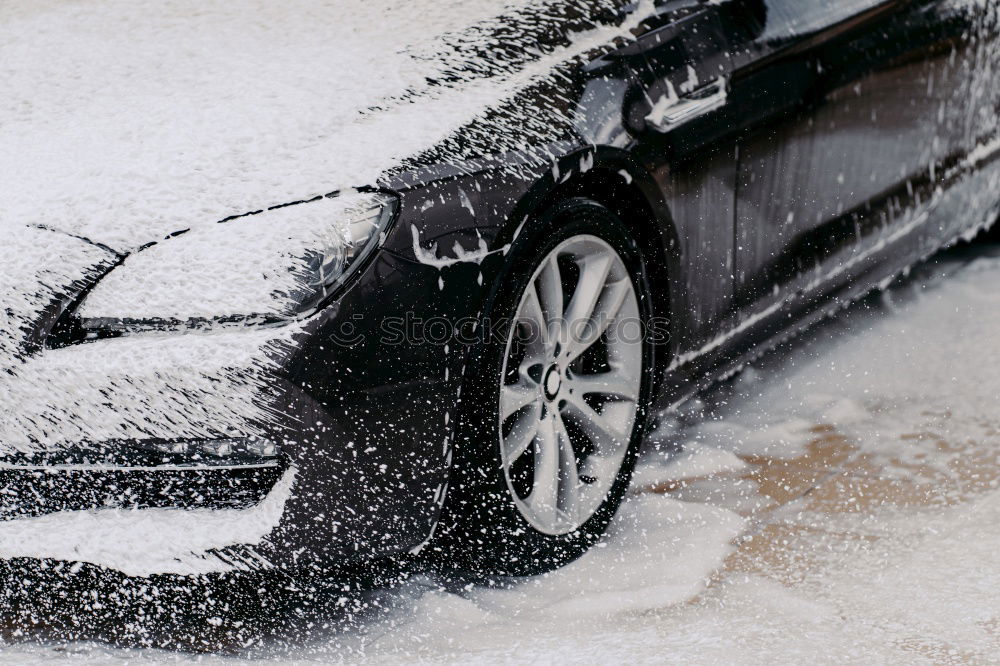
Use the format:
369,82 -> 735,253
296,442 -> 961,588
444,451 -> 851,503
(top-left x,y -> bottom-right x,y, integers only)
428,198 -> 656,577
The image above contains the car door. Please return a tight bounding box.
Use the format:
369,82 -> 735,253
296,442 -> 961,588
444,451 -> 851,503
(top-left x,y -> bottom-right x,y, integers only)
725,0 -> 989,324
623,1 -> 742,353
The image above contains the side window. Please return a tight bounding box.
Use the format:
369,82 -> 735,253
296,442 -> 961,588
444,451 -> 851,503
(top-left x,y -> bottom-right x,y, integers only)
760,0 -> 885,41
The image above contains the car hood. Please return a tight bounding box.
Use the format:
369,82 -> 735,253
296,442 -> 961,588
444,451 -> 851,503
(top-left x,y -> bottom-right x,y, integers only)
0,0 -> 651,454
0,0 -> 496,251
0,0 -> 637,253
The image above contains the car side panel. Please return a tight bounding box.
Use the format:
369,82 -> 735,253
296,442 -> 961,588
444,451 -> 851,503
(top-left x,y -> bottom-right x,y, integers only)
730,0 -> 998,321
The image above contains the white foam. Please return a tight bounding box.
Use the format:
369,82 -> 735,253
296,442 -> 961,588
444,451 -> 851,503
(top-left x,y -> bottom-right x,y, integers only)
0,468 -> 296,577
632,443 -> 749,487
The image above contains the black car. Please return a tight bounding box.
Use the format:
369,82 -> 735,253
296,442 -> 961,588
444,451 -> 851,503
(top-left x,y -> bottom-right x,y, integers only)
2,0 -> 998,578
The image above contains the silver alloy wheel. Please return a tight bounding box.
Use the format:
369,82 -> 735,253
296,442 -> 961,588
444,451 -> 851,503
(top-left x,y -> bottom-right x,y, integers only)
499,235 -> 642,535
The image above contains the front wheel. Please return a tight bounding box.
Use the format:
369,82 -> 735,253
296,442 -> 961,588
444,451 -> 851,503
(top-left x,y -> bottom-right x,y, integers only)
431,199 -> 656,576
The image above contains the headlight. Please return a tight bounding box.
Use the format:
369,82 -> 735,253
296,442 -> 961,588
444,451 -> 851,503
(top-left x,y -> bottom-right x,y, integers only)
61,191 -> 397,339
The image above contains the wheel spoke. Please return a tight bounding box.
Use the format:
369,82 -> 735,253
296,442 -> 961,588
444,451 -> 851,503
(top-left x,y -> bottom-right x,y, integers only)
535,253 -> 564,345
564,252 -> 612,332
561,394 -> 629,455
502,404 -> 541,463
500,381 -> 539,420
565,368 -> 639,402
526,416 -> 560,526
555,413 -> 582,521
565,277 -> 631,362
517,286 -> 550,359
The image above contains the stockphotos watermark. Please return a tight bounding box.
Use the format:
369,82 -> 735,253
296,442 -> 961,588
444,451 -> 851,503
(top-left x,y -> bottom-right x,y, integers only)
328,312 -> 670,348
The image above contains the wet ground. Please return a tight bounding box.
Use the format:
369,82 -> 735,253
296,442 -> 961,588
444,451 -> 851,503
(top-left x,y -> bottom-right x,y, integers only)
3,238 -> 1000,664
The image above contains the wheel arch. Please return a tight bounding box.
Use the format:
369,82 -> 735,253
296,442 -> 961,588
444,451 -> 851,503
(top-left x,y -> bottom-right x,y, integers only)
487,146 -> 680,383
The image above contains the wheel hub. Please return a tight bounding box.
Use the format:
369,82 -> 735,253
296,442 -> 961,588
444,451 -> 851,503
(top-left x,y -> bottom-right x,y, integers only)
543,365 -> 561,400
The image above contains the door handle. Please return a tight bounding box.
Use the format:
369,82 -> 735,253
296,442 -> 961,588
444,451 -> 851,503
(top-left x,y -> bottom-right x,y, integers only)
645,76 -> 728,132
